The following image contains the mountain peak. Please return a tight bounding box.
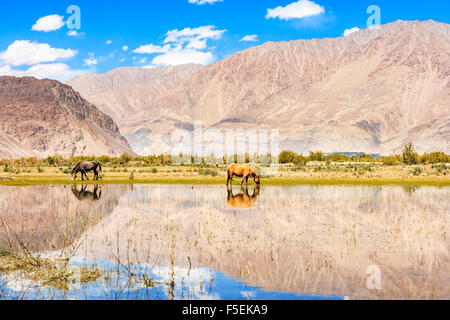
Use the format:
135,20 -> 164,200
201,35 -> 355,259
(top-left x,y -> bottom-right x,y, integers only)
68,20 -> 450,156
0,76 -> 133,158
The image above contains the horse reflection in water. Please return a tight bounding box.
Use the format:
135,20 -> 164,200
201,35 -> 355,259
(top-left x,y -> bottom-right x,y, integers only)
71,185 -> 102,201
227,185 -> 260,208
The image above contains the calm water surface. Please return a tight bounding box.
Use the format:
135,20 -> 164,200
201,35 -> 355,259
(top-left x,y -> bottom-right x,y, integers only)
0,184 -> 448,300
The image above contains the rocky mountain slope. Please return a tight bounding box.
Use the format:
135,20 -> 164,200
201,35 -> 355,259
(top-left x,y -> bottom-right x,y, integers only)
0,76 -> 133,158
68,20 -> 449,156
67,64 -> 203,123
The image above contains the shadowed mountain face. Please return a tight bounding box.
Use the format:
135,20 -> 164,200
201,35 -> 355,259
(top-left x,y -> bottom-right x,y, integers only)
68,20 -> 449,155
0,76 -> 134,159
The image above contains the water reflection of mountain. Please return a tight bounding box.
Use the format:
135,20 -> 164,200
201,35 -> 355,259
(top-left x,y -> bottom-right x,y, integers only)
0,185 -> 128,252
72,185 -> 450,300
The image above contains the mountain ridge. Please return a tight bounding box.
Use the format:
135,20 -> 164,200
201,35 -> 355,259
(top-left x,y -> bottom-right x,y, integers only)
68,20 -> 450,156
0,76 -> 134,158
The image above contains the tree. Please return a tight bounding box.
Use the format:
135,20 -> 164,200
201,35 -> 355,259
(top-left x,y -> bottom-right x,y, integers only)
309,151 -> 324,162
119,153 -> 133,165
279,151 -> 297,164
402,143 -> 419,165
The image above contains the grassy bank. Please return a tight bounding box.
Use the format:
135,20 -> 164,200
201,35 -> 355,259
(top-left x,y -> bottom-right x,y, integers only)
0,164 -> 449,186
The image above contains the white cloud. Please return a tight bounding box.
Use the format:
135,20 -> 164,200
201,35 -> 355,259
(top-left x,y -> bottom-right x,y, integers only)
133,44 -> 171,54
31,14 -> 65,32
106,40 -> 112,45
240,34 -> 258,42
266,0 -> 325,20
139,57 -> 147,64
84,58 -> 97,66
164,25 -> 225,47
120,58 -> 126,63
0,63 -> 89,82
67,30 -> 84,37
188,0 -> 223,5
122,45 -> 129,51
151,49 -> 214,66
343,27 -> 360,36
134,25 -> 225,67
0,40 -> 77,66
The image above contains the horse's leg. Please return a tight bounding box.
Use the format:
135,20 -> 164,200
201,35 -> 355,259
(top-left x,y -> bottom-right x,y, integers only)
94,169 -> 98,181
246,176 -> 249,186
85,171 -> 90,181
241,175 -> 247,186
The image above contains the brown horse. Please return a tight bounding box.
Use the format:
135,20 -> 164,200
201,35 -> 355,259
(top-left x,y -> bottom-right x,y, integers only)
227,163 -> 260,186
227,185 -> 260,208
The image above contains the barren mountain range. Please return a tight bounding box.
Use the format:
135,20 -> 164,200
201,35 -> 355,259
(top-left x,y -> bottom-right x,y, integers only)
0,20 -> 448,159
68,20 -> 450,156
0,76 -> 133,158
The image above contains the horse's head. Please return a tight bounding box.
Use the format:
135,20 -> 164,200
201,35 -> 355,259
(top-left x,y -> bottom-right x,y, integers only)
251,166 -> 261,185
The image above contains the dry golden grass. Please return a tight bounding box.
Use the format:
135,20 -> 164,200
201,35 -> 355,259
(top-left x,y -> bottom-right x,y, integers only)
0,164 -> 449,186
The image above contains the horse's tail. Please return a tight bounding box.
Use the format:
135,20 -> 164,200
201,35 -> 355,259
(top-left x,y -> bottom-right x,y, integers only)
72,162 -> 81,174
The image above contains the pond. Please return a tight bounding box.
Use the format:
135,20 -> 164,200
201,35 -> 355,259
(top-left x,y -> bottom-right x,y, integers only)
0,184 -> 449,300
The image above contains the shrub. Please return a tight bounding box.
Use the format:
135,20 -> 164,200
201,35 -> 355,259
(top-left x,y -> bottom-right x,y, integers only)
199,169 -> 218,177
411,167 -> 423,176
382,154 -> 402,166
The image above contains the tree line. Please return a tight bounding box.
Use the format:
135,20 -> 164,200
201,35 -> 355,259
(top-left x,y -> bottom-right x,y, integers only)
0,144 -> 448,168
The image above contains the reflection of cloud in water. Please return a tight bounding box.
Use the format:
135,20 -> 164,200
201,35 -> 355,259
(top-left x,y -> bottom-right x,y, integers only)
1,256 -> 327,300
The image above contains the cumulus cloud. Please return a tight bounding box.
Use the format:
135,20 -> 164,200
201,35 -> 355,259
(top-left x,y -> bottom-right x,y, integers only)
163,25 -> 225,48
84,55 -> 97,66
31,14 -> 65,32
0,63 -> 89,82
240,34 -> 258,42
188,0 -> 223,5
133,44 -> 171,54
266,0 -> 325,20
134,25 -> 225,67
0,40 -> 85,82
106,40 -> 112,45
122,45 -> 129,51
0,40 -> 77,66
343,27 -> 360,36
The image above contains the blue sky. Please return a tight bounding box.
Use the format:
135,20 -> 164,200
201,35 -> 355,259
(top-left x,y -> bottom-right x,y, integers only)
0,0 -> 448,81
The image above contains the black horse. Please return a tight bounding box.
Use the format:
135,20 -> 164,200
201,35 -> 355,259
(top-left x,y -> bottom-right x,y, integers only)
71,161 -> 102,181
71,185 -> 102,201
